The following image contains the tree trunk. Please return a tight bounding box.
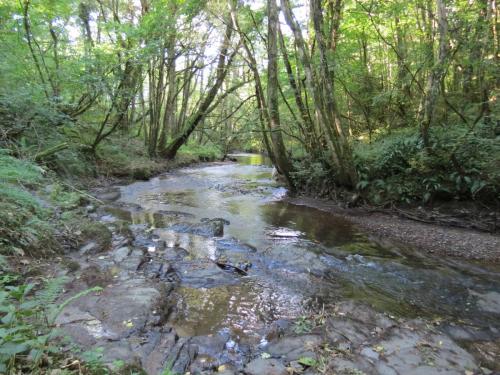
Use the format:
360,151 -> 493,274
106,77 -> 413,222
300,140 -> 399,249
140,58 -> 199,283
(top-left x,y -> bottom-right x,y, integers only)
419,0 -> 448,148
267,0 -> 295,189
161,20 -> 236,159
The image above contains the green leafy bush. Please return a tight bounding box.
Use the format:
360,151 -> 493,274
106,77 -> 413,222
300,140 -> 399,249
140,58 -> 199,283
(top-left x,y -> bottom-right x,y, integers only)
0,154 -> 60,256
179,142 -> 223,161
0,274 -> 101,373
353,124 -> 500,204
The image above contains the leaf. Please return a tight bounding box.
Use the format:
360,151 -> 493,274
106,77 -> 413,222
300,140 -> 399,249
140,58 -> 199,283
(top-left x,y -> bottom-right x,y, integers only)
0,342 -> 28,355
298,357 -> 317,367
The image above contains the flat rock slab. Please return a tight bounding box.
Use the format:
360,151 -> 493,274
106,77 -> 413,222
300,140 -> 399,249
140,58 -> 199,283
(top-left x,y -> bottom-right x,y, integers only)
324,302 -> 479,375
244,358 -> 288,375
267,334 -> 322,362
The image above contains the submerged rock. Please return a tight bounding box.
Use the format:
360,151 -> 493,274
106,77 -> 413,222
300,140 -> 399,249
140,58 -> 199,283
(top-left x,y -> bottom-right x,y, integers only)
168,218 -> 227,237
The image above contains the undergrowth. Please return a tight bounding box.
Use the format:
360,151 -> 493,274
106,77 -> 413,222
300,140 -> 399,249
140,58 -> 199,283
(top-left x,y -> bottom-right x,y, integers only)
0,152 -> 58,256
0,271 -> 102,374
292,123 -> 500,205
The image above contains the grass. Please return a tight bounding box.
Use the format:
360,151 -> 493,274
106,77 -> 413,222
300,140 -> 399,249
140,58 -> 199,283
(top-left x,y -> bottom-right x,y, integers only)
0,152 -> 59,256
178,141 -> 223,161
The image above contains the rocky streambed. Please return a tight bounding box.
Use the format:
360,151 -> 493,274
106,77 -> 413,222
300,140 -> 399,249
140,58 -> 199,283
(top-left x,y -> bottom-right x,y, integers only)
54,154 -> 500,374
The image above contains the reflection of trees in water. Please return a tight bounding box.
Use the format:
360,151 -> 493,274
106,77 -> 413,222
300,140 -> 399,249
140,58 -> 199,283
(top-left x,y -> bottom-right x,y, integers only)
174,283 -> 302,338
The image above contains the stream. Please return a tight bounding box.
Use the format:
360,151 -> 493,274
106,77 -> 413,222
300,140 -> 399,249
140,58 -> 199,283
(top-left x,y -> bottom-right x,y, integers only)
59,154 -> 500,374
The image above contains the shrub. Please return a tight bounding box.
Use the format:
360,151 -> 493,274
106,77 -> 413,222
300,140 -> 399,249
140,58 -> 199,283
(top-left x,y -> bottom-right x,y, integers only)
0,154 -> 60,256
353,124 -> 500,204
0,274 -> 101,373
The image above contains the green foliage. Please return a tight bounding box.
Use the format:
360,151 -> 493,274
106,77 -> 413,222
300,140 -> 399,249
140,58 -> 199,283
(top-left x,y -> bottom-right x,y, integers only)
0,274 -> 102,373
96,137 -> 166,179
49,183 -> 86,210
293,315 -> 314,334
353,124 -> 500,204
76,221 -> 112,251
0,154 -> 59,256
0,152 -> 45,186
291,159 -> 331,192
179,142 -> 223,162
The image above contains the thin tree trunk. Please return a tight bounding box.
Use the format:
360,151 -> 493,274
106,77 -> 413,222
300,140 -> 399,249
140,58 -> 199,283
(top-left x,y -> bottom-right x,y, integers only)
267,0 -> 295,188
161,20 -> 237,159
419,0 -> 449,148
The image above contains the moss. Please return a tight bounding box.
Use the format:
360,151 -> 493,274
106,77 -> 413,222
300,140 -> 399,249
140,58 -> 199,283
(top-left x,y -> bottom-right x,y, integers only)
78,221 -> 112,251
0,151 -> 44,186
63,259 -> 81,272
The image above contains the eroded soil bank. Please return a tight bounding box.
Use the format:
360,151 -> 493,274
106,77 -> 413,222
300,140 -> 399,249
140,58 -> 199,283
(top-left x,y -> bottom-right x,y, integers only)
52,154 -> 500,374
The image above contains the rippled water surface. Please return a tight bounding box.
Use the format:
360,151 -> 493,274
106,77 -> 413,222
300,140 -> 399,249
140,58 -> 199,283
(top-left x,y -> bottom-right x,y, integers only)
116,153 -> 500,340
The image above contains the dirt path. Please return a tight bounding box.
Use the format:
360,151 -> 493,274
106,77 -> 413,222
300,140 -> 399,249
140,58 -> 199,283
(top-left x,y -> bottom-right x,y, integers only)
286,196 -> 500,262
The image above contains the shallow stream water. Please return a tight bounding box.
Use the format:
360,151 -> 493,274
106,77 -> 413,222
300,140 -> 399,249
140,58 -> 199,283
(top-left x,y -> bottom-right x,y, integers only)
113,153 -> 500,346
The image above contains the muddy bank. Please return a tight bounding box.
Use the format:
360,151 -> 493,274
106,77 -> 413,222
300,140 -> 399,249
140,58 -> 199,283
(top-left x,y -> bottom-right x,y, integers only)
286,196 -> 500,262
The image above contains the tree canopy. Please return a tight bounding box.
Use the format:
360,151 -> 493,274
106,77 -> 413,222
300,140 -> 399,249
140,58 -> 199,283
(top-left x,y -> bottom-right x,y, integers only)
0,0 -> 498,203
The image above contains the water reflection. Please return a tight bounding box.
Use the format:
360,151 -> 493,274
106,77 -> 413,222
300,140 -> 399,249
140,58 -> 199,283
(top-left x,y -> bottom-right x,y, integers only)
229,153 -> 272,166
113,154 -> 500,340
172,281 -> 302,337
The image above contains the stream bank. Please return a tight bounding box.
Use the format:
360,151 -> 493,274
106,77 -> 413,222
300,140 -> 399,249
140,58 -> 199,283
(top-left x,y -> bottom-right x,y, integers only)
51,154 -> 499,374
285,196 -> 500,262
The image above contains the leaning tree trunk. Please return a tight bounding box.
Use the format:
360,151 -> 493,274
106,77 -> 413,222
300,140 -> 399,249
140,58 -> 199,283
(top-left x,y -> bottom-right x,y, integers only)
160,20 -> 235,159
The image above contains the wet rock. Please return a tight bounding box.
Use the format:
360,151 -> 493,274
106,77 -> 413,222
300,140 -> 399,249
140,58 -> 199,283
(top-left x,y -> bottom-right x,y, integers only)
267,335 -> 322,362
142,259 -> 176,281
95,188 -> 121,202
244,358 -> 287,375
190,334 -> 227,358
176,261 -> 238,288
217,365 -> 237,375
111,246 -> 130,263
80,265 -> 113,287
216,238 -> 257,253
378,327 -> 477,374
470,290 -> 500,314
77,222 -> 112,254
79,241 -> 99,255
360,346 -> 380,360
168,219 -> 225,237
201,217 -> 231,225
265,319 -> 292,341
120,249 -> 145,271
157,210 -> 196,219
165,338 -> 198,374
139,327 -> 179,375
189,354 -> 219,373
264,243 -> 329,276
